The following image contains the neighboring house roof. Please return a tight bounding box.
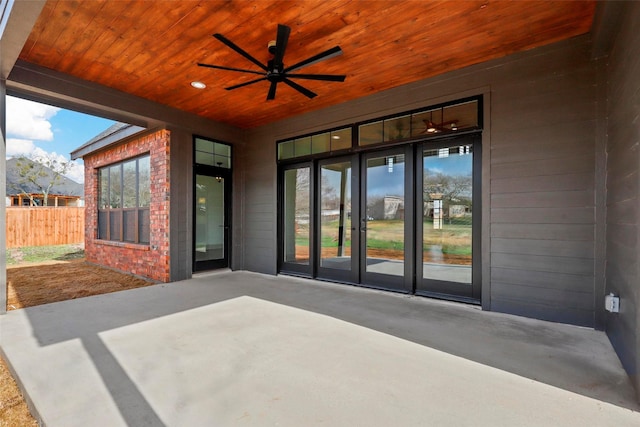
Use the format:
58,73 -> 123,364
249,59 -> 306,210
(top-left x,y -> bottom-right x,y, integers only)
5,157 -> 83,197
71,122 -> 145,160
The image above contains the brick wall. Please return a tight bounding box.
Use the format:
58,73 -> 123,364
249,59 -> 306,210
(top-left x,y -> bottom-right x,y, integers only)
83,129 -> 171,282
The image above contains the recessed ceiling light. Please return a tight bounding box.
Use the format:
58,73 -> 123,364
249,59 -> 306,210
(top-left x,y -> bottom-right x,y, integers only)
191,81 -> 206,89
331,135 -> 341,139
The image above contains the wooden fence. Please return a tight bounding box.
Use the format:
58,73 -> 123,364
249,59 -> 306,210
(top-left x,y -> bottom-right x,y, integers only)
6,207 -> 85,248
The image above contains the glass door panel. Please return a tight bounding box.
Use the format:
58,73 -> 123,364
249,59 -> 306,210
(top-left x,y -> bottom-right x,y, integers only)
361,149 -> 410,292
194,171 -> 229,271
317,158 -> 357,282
282,166 -> 312,274
418,139 -> 478,299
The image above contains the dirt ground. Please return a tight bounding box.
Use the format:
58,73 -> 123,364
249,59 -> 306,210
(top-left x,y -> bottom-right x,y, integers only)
2,258 -> 156,425
0,357 -> 37,426
6,258 -> 156,311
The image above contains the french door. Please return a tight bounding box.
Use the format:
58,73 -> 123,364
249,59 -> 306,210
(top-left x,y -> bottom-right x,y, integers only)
416,136 -> 481,300
360,147 -> 413,292
316,157 -> 359,283
193,164 -> 231,271
279,135 -> 480,301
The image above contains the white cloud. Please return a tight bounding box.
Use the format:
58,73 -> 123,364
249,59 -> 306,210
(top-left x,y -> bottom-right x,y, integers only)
5,97 -> 84,184
6,96 -> 60,141
6,138 -> 38,158
65,161 -> 85,184
6,138 -> 85,184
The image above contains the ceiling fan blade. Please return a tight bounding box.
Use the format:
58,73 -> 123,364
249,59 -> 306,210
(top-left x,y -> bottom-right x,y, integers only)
225,77 -> 267,90
213,33 -> 268,71
272,24 -> 290,68
286,73 -> 346,82
283,78 -> 317,99
267,81 -> 278,100
283,46 -> 343,73
198,63 -> 265,76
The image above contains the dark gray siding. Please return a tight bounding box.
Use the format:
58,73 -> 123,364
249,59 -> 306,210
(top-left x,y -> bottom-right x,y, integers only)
605,0 -> 640,400
169,129 -> 194,281
236,127 -> 278,274
489,46 -> 598,326
241,35 -> 601,327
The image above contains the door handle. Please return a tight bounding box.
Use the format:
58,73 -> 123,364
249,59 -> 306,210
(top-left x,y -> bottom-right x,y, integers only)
360,218 -> 367,232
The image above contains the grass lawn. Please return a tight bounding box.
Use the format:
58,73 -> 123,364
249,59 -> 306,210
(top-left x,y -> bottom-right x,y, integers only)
294,219 -> 472,263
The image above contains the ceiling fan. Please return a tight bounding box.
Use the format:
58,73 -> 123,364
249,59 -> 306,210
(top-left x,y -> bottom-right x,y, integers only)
422,119 -> 459,134
198,24 -> 346,101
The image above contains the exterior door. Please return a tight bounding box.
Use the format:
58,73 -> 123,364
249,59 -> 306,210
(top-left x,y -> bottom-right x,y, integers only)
316,156 -> 359,283
194,165 -> 231,271
360,147 -> 413,292
416,136 -> 481,299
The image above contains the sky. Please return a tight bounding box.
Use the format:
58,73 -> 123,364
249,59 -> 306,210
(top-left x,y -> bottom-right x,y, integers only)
5,96 -> 116,184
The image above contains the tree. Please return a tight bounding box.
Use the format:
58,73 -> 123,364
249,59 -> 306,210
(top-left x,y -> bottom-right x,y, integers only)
12,155 -> 73,206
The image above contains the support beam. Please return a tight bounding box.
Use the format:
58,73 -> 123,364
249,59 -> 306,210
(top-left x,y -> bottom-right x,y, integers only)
1,0 -> 46,313
1,72 -> 6,314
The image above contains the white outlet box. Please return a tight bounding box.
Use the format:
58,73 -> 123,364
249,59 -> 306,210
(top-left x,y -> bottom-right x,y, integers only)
605,293 -> 620,313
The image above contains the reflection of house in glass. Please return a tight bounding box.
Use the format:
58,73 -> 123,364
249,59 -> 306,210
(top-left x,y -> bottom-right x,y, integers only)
383,196 -> 404,220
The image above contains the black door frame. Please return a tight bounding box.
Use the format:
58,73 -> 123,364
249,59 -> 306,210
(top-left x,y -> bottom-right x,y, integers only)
414,134 -> 481,301
315,155 -> 360,284
193,163 -> 232,272
277,136 -> 480,302
279,162 -> 314,276
359,146 -> 415,293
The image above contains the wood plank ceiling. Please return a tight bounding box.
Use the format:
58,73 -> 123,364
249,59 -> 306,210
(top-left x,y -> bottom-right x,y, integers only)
18,0 -> 595,129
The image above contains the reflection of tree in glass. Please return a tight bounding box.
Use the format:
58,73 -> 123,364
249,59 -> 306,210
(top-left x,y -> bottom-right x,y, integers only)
321,175 -> 340,209
109,165 -> 121,208
424,171 -> 472,223
138,157 -> 151,207
295,168 -> 310,216
123,160 -> 137,208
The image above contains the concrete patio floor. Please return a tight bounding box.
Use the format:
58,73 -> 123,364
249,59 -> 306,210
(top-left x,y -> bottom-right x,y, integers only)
1,270 -> 639,426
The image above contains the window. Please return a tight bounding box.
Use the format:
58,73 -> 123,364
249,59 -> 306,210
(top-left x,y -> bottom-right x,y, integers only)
195,137 -> 231,168
98,155 -> 150,244
277,97 -> 480,161
278,127 -> 352,160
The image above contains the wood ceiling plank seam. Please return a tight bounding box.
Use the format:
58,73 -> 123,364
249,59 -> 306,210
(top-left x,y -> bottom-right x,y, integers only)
96,1 -> 158,64
17,0 -> 58,59
51,0 -> 113,72
66,0 -> 133,67
40,0 -> 86,66
83,1 -> 160,88
19,0 -> 78,66
130,5 -> 229,95
68,0 -> 140,77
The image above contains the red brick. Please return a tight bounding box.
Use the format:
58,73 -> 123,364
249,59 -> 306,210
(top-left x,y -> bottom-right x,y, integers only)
83,129 -> 171,282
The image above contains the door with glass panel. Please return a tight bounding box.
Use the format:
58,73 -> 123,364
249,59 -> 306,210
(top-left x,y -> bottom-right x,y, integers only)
193,137 -> 232,272
360,148 -> 412,292
416,136 -> 480,299
281,164 -> 313,275
194,165 -> 231,271
316,157 -> 359,283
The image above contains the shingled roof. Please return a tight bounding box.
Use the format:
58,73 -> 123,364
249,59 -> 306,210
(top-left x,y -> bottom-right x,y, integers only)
5,157 -> 83,197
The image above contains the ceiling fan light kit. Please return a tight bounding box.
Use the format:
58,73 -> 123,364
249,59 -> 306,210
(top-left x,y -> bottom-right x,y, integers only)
198,24 -> 346,101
